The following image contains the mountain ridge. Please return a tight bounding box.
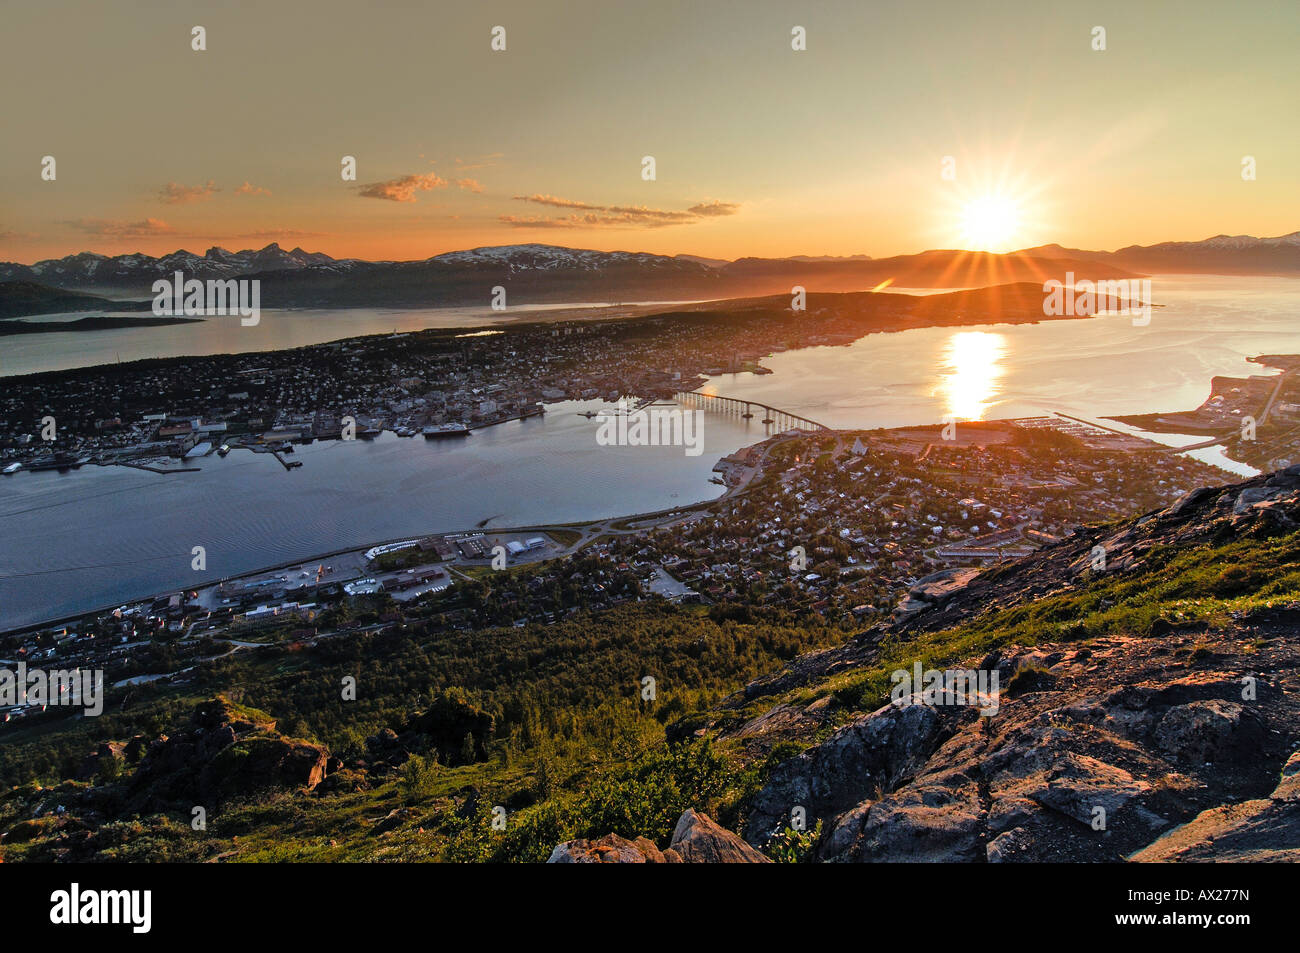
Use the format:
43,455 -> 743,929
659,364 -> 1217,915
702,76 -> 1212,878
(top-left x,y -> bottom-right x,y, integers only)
0,241 -> 1146,307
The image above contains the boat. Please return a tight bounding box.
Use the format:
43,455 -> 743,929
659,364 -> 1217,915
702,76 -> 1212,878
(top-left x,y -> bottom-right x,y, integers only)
358,427 -> 383,440
423,423 -> 471,439
217,444 -> 230,457
2,462 -> 21,474
26,453 -> 81,472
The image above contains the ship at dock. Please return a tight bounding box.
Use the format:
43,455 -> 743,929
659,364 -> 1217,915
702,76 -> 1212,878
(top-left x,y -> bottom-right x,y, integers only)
26,453 -> 89,472
423,423 -> 471,439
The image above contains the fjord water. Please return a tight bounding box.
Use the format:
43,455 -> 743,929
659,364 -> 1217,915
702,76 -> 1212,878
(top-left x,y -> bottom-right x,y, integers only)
0,302 -> 677,378
1,276 -> 1297,629
702,275 -> 1300,472
0,402 -> 746,630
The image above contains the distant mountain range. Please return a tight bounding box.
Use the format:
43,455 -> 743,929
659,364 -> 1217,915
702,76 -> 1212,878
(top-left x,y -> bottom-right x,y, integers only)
0,232 -> 1293,313
1020,231 -> 1300,276
0,243 -> 355,291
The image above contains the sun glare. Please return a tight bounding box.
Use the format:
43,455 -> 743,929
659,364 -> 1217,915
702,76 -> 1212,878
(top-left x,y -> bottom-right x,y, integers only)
959,194 -> 1021,252
939,331 -> 1006,421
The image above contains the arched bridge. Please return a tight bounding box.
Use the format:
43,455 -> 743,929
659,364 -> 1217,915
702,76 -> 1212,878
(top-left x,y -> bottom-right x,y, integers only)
674,391 -> 830,432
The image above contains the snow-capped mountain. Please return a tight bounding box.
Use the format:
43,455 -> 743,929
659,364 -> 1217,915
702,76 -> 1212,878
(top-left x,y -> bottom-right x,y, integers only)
0,243 -> 725,305
0,243 -> 358,290
3,233 -> 1293,310
424,243 -> 695,272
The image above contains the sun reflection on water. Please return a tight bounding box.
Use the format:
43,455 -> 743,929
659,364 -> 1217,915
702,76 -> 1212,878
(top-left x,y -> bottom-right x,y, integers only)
939,331 -> 1006,421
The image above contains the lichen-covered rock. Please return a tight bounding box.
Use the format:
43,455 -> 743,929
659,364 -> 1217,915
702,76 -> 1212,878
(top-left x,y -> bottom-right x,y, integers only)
548,833 -> 654,863
745,700 -> 954,847
548,810 -> 766,863
669,809 -> 770,863
1155,700 -> 1261,765
829,771 -> 985,862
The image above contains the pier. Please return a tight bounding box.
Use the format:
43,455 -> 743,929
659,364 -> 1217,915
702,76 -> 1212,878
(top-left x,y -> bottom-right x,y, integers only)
467,404 -> 546,431
673,391 -> 829,432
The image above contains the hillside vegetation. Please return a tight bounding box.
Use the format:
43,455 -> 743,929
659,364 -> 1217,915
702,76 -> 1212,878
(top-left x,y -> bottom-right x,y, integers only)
4,468 -> 1300,862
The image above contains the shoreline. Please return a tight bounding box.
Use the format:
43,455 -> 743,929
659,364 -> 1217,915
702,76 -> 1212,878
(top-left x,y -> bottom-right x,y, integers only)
0,282 -> 1108,384
0,413 -> 1224,638
0,459 -> 751,639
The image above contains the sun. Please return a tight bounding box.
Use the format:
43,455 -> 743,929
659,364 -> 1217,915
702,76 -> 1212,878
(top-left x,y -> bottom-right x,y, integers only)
959,193 -> 1021,252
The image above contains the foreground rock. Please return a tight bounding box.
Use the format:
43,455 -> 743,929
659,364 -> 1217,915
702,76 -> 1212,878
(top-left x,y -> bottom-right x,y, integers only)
700,470 -> 1300,863
735,634 -> 1299,862
548,809 -> 770,863
1130,752 -> 1300,862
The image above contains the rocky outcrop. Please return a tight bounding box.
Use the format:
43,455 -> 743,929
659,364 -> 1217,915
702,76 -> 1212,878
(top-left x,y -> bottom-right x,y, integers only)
125,697 -> 330,812
735,631 -> 1300,862
670,809 -> 771,862
1129,752 -> 1300,862
364,691 -> 495,772
76,741 -> 126,781
746,701 -> 954,845
1153,699 -> 1263,765
548,833 -> 679,863
704,466 -> 1300,863
548,810 -> 769,863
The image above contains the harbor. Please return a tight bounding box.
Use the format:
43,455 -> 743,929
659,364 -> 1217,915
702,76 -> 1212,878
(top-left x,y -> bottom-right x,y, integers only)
0,398 -> 756,631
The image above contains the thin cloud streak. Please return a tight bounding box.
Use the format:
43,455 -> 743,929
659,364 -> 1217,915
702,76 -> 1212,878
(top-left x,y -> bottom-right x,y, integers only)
506,194 -> 740,229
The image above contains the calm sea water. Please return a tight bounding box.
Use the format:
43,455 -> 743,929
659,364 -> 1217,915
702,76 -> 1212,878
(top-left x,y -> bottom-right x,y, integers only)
0,401 -> 753,630
702,276 -> 1300,473
0,301 -> 702,378
1,275 -> 1297,629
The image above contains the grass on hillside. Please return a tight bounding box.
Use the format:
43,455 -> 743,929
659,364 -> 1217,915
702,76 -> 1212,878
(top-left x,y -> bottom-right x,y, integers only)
798,529 -> 1300,715
5,526 -> 1297,863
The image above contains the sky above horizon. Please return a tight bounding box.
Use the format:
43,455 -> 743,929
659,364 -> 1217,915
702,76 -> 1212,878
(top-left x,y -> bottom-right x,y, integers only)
2,0 -> 1297,263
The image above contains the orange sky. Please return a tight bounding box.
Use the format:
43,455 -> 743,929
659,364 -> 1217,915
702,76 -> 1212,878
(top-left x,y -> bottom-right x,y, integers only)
2,0 -> 1297,263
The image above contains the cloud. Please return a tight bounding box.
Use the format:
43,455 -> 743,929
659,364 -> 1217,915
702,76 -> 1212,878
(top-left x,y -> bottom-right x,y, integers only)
158,180 -> 220,205
235,181 -> 272,197
500,211 -> 683,229
499,215 -> 592,229
504,194 -> 741,229
456,178 -> 485,193
64,217 -> 175,238
513,194 -> 604,211
687,200 -> 740,217
358,172 -> 448,202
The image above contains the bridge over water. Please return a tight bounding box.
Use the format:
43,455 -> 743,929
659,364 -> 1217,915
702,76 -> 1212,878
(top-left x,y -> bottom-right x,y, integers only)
674,391 -> 830,433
